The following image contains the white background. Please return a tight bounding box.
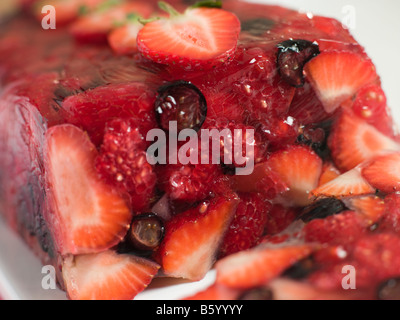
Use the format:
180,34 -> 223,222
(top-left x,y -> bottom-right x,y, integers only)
1,0 -> 400,300
251,0 -> 400,124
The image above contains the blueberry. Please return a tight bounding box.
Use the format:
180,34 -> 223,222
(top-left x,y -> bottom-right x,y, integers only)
297,123 -> 331,159
282,256 -> 316,280
377,278 -> 400,300
129,213 -> 165,251
155,81 -> 207,132
241,18 -> 275,36
277,39 -> 320,87
298,198 -> 347,223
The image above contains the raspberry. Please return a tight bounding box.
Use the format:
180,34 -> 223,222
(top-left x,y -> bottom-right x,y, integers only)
303,211 -> 367,246
157,163 -> 222,202
95,118 -> 156,212
246,113 -> 300,151
219,193 -> 272,258
204,118 -> 268,167
264,204 -> 299,235
353,233 -> 400,283
380,193 -> 400,233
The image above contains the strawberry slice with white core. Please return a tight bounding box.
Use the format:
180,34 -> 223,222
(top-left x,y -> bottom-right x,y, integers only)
44,124 -> 132,255
305,51 -> 378,113
62,250 -> 160,300
312,167 -> 375,199
361,152 -> 400,194
318,162 -> 341,186
137,4 -> 241,70
266,145 -> 323,206
329,111 -> 400,172
157,196 -> 239,281
344,196 -> 385,226
215,244 -> 313,289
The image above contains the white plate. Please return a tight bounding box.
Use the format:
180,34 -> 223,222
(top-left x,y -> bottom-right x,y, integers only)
0,0 -> 399,300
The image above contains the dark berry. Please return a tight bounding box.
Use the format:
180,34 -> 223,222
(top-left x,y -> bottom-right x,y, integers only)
297,124 -> 331,159
155,81 -> 207,132
299,198 -> 347,223
282,256 -> 316,280
129,213 -> 165,251
238,287 -> 274,300
241,18 -> 275,36
277,39 -> 320,87
377,278 -> 400,300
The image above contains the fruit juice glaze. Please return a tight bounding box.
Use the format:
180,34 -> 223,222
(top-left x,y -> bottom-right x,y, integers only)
0,0 -> 399,300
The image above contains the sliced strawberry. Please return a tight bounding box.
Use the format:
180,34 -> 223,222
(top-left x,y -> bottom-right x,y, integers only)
44,124 -> 132,255
303,210 -> 367,246
361,152 -> 400,194
215,244 -> 313,289
156,196 -> 239,281
266,145 -> 323,206
268,278 -> 373,300
304,51 -> 378,113
137,5 -> 241,70
311,167 -> 375,199
70,1 -> 153,43
61,82 -> 157,146
230,161 -> 288,200
11,72 -> 64,126
318,162 -> 341,186
344,196 -> 385,226
62,250 -> 159,300
288,80 -> 330,126
108,21 -> 142,55
329,111 -> 400,172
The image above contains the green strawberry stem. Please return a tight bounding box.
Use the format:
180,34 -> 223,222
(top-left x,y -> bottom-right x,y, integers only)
158,1 -> 181,17
190,0 -> 223,9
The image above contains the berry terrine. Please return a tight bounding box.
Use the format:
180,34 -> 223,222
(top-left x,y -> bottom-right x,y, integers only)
0,0 -> 399,300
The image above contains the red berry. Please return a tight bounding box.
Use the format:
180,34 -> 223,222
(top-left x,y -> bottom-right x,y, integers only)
61,82 -> 157,146
264,204 -> 299,235
351,84 -> 394,135
219,193 -> 272,258
95,118 -> 156,212
303,211 -> 367,246
380,193 -> 400,233
204,118 -> 268,167
353,233 -> 400,285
